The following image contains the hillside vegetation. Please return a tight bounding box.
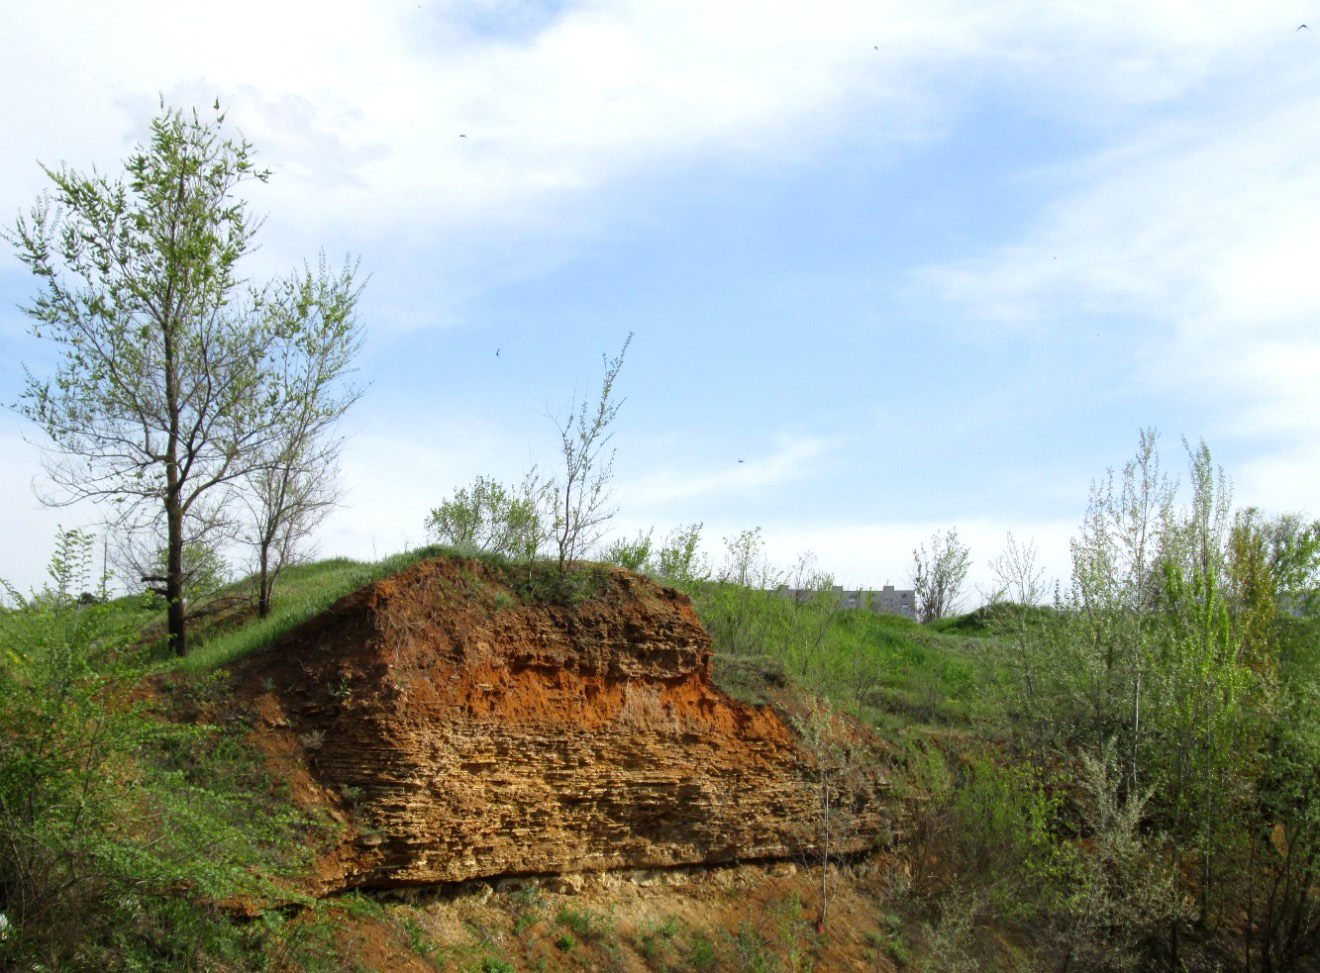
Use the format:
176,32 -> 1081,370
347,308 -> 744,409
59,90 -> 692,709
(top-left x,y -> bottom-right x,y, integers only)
3,439 -> 1320,972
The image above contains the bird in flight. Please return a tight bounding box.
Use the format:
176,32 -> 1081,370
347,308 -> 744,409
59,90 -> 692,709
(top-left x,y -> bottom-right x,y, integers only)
1300,24 -> 1311,30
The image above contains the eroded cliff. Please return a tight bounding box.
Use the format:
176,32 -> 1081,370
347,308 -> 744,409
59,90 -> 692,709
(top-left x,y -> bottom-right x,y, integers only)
229,557 -> 890,893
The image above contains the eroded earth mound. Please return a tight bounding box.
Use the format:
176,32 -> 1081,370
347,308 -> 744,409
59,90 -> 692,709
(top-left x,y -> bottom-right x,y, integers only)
228,557 -> 890,894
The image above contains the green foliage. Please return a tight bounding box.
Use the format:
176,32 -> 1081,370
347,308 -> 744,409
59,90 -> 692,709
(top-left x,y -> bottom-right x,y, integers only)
601,528 -> 653,572
693,572 -> 984,728
1244,664 -> 1320,970
426,473 -> 547,562
912,527 -> 972,622
556,905 -> 613,943
899,741 -> 1066,921
240,258 -> 365,621
548,332 -> 633,580
177,547 -> 445,672
945,756 -> 1067,919
653,522 -> 709,584
7,100 -> 364,657
509,885 -> 542,936
686,932 -> 719,970
872,912 -> 912,968
0,531 -> 319,972
1054,743 -> 1187,973
151,537 -> 231,605
966,431 -> 1320,967
498,557 -> 614,606
727,898 -> 818,973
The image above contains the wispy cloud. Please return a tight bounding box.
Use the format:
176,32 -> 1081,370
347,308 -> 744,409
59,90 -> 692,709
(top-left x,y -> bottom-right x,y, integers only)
621,432 -> 835,509
919,59 -> 1320,473
5,0 -> 1318,594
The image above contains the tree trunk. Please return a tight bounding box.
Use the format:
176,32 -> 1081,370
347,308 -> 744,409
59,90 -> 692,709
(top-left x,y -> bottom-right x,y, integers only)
164,313 -> 186,657
166,498 -> 187,657
257,542 -> 272,619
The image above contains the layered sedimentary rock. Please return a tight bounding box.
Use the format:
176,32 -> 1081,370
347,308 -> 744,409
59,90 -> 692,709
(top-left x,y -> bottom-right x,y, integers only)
233,557 -> 889,892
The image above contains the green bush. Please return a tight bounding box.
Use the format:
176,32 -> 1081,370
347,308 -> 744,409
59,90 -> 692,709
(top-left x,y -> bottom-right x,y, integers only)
0,531 -> 322,971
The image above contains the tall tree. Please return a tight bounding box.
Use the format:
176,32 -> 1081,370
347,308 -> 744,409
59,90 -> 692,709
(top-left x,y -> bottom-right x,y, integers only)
7,101 -> 364,655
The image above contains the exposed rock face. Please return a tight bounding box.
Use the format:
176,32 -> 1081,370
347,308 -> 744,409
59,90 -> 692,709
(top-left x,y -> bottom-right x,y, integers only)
233,558 -> 889,893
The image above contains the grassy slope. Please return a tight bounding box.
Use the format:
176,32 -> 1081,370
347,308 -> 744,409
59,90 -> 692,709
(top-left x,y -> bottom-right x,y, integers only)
4,552 -> 1011,972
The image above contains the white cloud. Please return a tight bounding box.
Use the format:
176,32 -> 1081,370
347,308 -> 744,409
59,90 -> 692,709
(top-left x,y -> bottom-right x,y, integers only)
6,0 -> 1302,286
917,57 -> 1320,517
926,97 -> 1320,326
6,0 -> 1319,593
620,433 -> 834,508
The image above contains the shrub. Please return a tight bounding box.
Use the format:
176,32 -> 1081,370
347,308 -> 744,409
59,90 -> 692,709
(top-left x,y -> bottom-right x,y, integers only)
0,531 -> 319,971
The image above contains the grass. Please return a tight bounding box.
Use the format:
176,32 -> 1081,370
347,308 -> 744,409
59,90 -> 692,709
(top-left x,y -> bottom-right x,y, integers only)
172,547 -> 449,673
5,537 -> 1095,972
556,905 -> 613,944
156,545 -> 1002,741
692,581 -> 997,733
175,546 -> 635,674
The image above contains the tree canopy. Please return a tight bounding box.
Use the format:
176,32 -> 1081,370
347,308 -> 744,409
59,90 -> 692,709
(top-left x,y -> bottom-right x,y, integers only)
7,101 -> 364,655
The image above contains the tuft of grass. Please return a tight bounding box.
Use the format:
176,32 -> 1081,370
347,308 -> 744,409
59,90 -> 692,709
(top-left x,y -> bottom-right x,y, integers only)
712,654 -> 787,707
556,905 -> 613,944
686,932 -> 719,971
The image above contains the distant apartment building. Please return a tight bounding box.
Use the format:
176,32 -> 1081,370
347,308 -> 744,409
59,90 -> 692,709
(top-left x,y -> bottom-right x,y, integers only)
776,583 -> 917,621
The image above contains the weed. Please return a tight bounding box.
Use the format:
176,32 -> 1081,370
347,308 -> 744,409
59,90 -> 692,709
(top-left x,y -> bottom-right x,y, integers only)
301,728 -> 326,750
557,905 -> 612,943
731,920 -> 775,972
687,933 -> 719,971
639,934 -> 658,960
511,885 -> 542,936
869,914 -> 911,968
655,914 -> 680,940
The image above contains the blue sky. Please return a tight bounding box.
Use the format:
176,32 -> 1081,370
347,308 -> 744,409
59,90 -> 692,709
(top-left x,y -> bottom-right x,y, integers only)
3,0 -> 1319,600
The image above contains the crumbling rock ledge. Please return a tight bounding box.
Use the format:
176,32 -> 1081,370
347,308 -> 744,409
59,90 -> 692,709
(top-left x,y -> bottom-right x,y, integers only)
230,557 -> 890,894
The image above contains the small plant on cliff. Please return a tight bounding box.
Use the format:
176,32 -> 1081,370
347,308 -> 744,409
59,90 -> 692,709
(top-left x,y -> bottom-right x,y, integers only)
557,905 -> 613,944
601,528 -> 653,571
547,333 -> 632,586
686,933 -> 719,971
